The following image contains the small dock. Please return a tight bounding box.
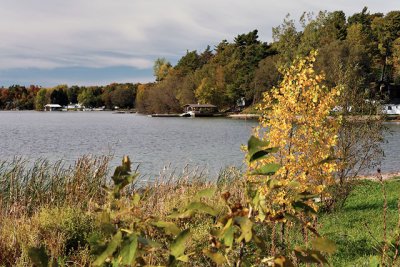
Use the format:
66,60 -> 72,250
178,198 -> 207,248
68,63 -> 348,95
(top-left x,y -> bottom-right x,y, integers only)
228,114 -> 260,120
149,114 -> 181,117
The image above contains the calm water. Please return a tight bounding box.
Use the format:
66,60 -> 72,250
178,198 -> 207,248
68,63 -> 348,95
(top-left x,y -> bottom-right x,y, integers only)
0,111 -> 399,179
0,111 -> 257,179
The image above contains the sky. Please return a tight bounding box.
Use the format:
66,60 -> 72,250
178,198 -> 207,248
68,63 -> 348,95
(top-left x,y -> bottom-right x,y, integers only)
0,0 -> 398,87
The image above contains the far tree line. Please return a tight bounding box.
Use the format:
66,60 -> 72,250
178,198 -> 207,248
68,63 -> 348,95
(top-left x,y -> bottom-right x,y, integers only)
1,8 -> 400,113
0,83 -> 138,110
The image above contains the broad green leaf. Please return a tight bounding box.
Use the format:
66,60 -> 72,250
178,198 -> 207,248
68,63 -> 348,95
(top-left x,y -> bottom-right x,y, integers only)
251,163 -> 280,176
132,193 -> 141,206
119,234 -> 138,265
203,249 -> 226,265
223,225 -> 234,248
257,208 -> 266,221
152,221 -> 181,236
223,217 -> 233,228
311,237 -> 336,254
249,148 -> 279,162
93,230 -> 123,266
247,135 -> 279,162
252,191 -> 260,206
195,187 -> 217,199
210,228 -> 222,237
168,201 -> 218,219
369,255 -> 380,267
170,229 -> 191,258
234,217 -> 253,242
292,201 -> 316,214
176,254 -> 190,262
28,246 -> 49,267
248,135 -> 270,155
186,201 -> 218,216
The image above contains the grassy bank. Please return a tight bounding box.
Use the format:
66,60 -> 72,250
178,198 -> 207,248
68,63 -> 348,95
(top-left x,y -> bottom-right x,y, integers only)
320,179 -> 400,266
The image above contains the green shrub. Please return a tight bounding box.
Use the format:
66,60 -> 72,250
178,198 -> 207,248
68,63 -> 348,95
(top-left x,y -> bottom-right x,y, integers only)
33,206 -> 94,261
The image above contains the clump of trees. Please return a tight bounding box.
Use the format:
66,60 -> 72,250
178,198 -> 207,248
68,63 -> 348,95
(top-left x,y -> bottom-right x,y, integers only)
0,83 -> 138,111
0,85 -> 40,110
136,8 -> 400,114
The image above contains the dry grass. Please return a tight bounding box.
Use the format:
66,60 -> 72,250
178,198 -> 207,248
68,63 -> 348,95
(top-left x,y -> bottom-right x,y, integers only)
0,157 -> 245,266
0,155 -> 110,216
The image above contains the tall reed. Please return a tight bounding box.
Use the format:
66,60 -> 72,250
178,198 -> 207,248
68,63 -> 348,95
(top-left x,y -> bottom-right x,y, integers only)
0,155 -> 110,216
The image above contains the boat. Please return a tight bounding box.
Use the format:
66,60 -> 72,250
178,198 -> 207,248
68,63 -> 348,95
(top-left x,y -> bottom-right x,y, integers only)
179,112 -> 191,117
44,104 -> 63,111
183,104 -> 218,117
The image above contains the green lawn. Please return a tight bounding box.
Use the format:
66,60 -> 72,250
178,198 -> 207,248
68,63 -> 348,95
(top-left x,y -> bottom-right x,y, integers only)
319,179 -> 400,266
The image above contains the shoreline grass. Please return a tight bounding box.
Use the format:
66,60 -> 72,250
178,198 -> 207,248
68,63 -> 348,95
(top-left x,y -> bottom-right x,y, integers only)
1,157 -> 399,265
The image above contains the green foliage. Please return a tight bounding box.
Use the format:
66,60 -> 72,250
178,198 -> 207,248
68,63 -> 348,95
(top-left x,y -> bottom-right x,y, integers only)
36,206 -> 93,252
91,156 -> 218,266
49,85 -> 69,106
35,88 -> 48,110
26,206 -> 95,265
153,57 -> 172,81
28,247 -> 49,267
319,179 -> 400,266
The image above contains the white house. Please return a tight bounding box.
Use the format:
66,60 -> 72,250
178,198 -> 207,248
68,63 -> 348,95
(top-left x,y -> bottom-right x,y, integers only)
382,104 -> 400,115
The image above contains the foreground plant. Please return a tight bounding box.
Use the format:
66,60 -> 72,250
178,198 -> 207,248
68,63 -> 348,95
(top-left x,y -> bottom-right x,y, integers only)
248,51 -> 340,264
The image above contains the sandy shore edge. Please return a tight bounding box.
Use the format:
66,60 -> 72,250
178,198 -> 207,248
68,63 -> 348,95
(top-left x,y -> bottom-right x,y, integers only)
357,171 -> 400,181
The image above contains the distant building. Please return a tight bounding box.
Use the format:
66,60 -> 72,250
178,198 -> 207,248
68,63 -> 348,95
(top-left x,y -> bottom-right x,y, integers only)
44,104 -> 62,111
383,103 -> 400,115
67,103 -> 82,110
183,104 -> 218,117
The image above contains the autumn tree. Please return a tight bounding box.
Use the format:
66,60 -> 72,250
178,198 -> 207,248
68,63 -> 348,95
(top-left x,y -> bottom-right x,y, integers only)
67,85 -> 81,104
78,87 -> 103,108
372,11 -> 400,83
153,58 -> 172,82
253,55 -> 281,103
175,50 -> 201,75
272,14 -> 301,65
110,84 -> 136,109
35,88 -> 48,110
252,51 -> 342,218
49,85 -> 68,106
135,83 -> 155,113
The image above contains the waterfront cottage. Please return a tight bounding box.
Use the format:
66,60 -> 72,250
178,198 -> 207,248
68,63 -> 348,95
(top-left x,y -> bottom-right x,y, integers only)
183,104 -> 218,117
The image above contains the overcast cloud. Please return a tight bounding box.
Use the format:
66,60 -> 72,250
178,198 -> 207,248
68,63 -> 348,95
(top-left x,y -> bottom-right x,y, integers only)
0,0 -> 398,86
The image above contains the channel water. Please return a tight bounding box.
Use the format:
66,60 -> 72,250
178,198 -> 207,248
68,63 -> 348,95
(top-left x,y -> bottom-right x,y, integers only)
0,111 -> 399,181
